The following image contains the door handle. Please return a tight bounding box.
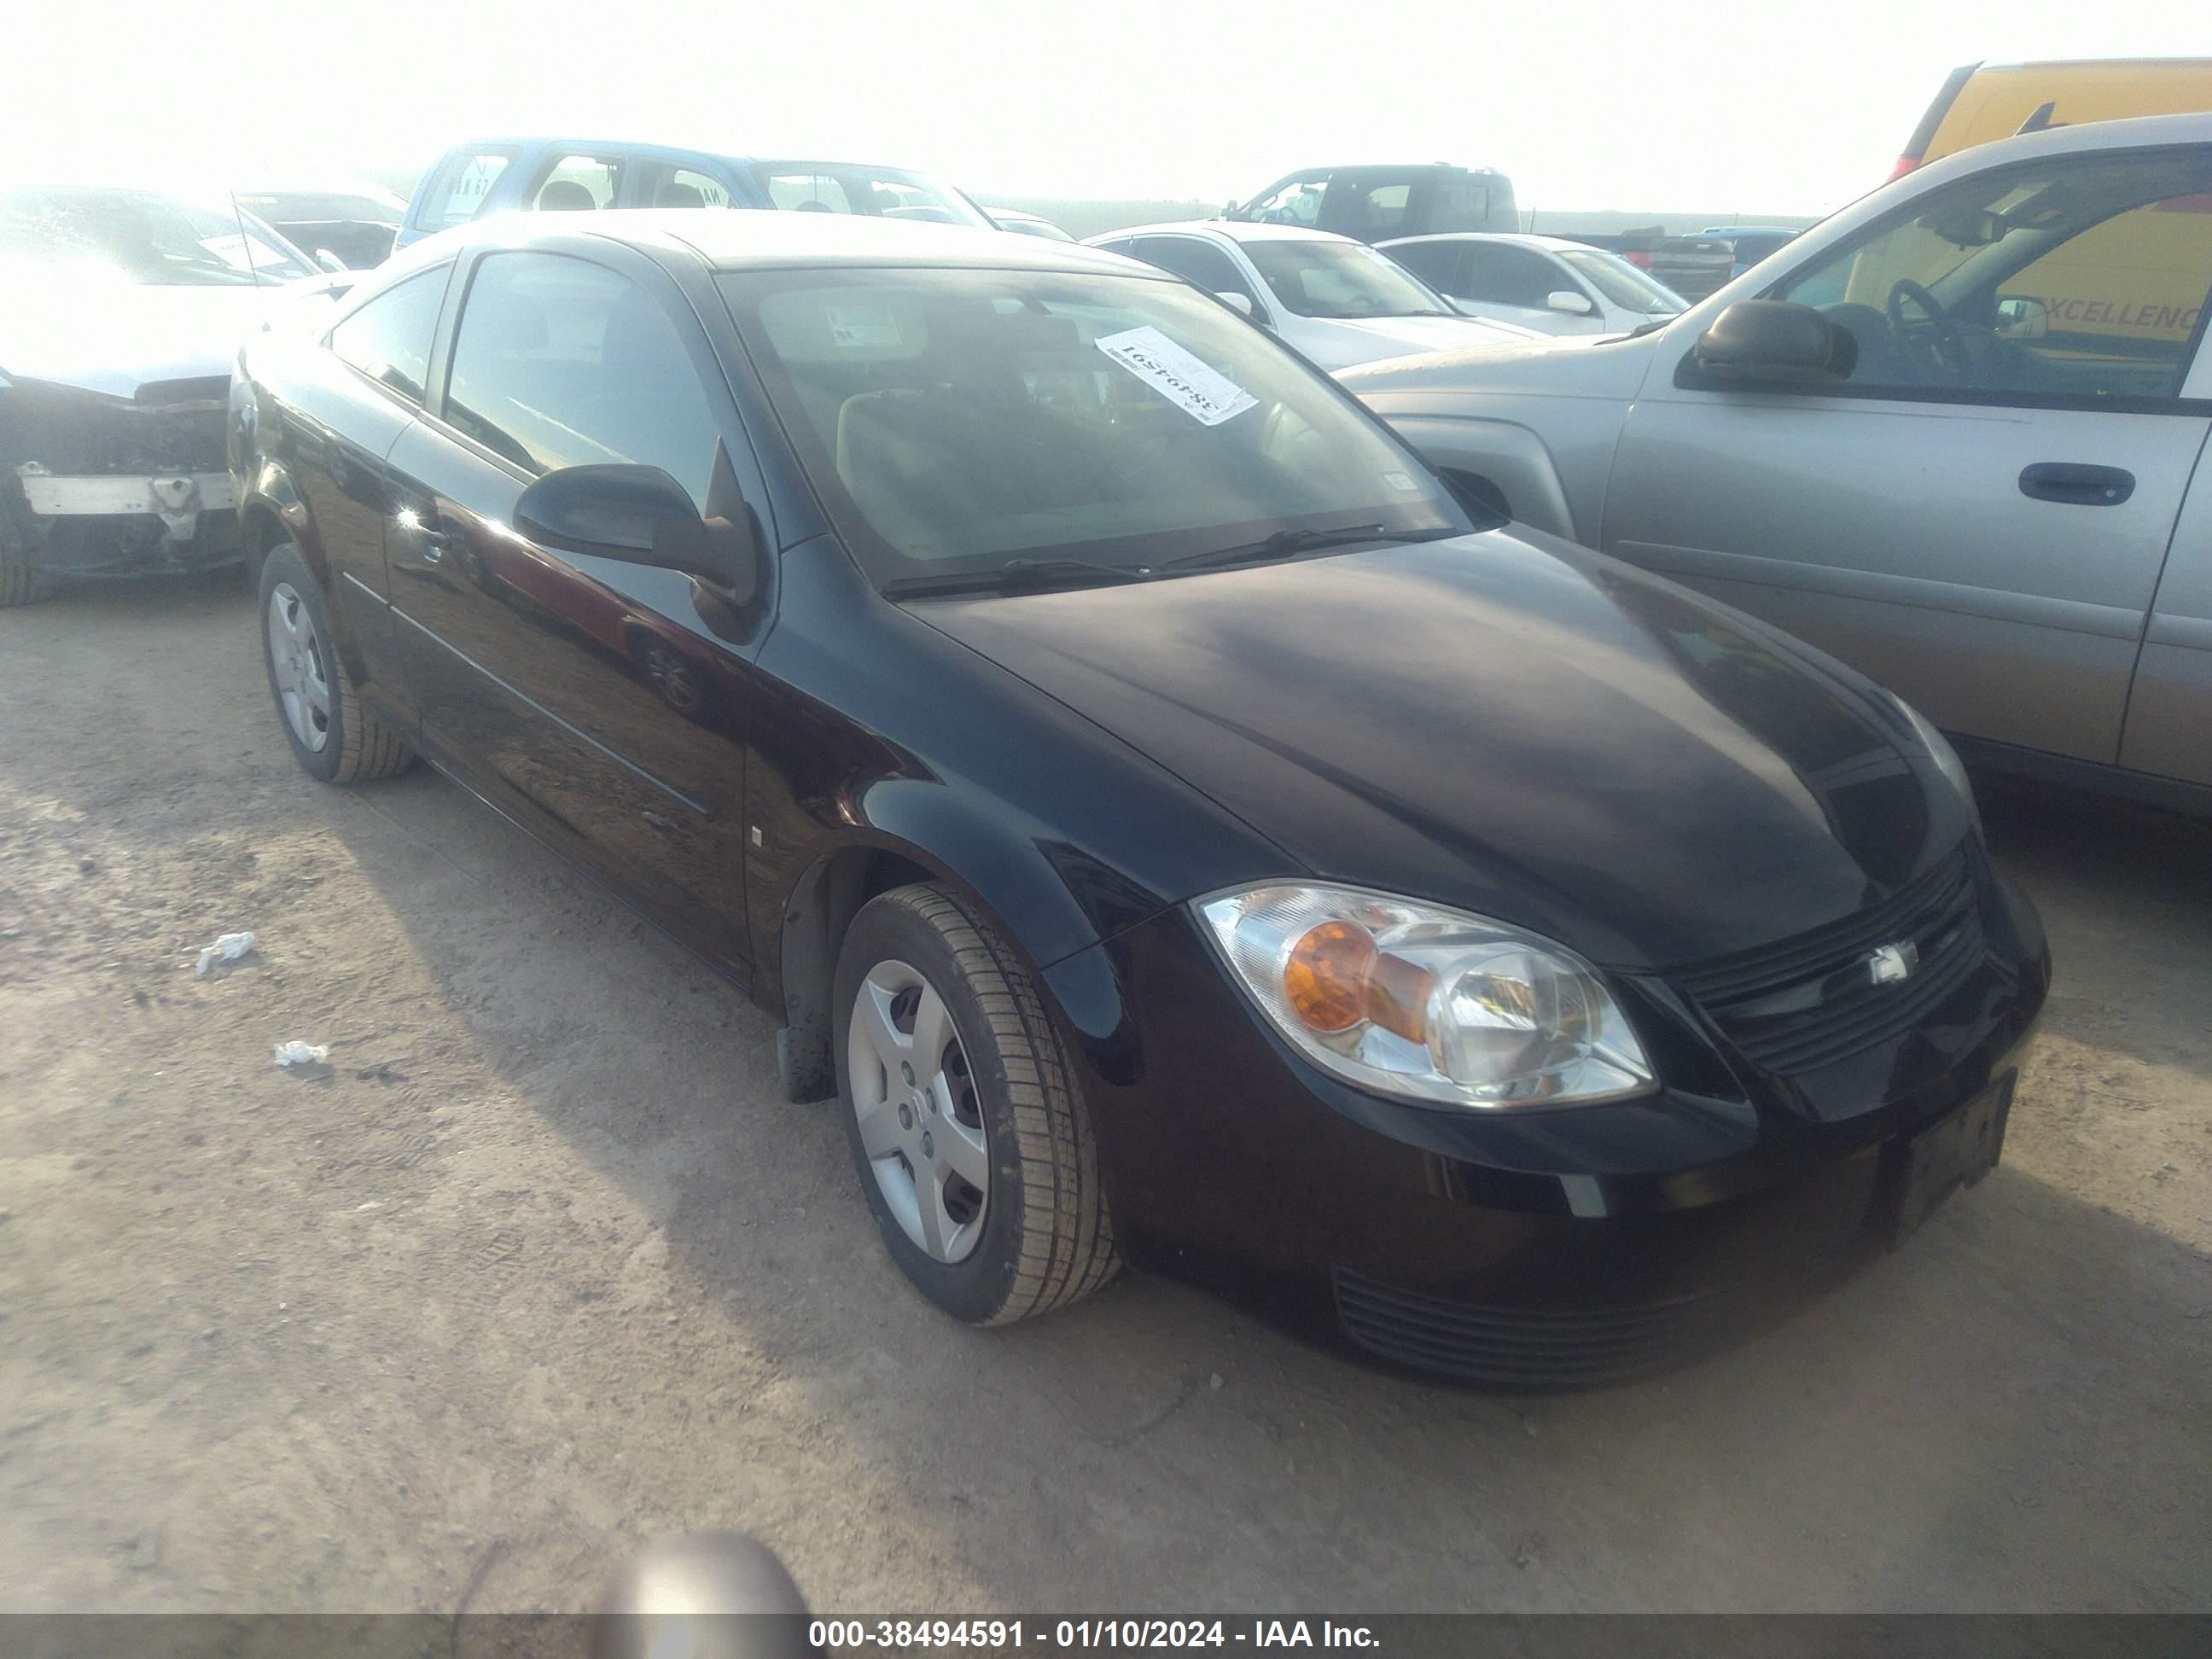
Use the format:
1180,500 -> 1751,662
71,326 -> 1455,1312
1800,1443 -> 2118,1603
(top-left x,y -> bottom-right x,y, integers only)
394,510 -> 452,562
2018,463 -> 2134,507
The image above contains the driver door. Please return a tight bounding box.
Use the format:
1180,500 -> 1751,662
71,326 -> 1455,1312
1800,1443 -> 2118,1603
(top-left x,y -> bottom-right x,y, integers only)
1601,141 -> 2212,765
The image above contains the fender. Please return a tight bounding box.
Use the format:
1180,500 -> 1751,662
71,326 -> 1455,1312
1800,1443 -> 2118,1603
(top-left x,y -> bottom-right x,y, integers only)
1365,410 -> 1584,543
748,541 -> 1292,1103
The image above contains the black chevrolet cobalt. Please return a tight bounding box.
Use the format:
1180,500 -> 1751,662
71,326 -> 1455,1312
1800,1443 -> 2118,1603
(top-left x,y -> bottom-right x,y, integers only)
230,213 -> 2048,1385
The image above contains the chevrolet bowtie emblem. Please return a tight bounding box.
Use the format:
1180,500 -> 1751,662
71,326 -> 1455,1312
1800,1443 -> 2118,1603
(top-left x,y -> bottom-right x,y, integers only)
1866,941 -> 1920,986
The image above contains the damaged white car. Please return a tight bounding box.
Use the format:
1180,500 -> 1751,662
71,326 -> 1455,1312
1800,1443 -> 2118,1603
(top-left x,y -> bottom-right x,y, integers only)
1,185 -> 314,607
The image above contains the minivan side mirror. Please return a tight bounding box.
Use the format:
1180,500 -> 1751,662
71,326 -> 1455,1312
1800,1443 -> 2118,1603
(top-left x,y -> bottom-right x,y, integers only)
1681,300 -> 1856,385
1994,294 -> 2050,341
1216,291 -> 1256,317
515,463 -> 765,602
314,247 -> 348,275
1545,289 -> 1595,317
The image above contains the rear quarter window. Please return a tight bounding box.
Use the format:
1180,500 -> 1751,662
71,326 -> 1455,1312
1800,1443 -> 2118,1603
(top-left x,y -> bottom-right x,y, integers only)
418,150 -> 516,232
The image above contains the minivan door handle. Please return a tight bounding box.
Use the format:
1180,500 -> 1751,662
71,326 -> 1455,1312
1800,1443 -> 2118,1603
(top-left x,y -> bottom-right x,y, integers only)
2019,463 -> 2134,507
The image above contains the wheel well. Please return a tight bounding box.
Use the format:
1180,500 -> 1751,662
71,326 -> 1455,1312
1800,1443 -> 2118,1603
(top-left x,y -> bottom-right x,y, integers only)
240,502 -> 288,590
776,845 -> 937,1102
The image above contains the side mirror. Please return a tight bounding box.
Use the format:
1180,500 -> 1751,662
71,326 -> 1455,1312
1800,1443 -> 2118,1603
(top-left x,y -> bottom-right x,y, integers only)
314,247 -> 348,274
1215,291 -> 1255,317
1994,294 -> 2049,341
1545,289 -> 1596,317
1683,300 -> 1856,385
515,463 -> 765,602
1447,295 -> 1482,317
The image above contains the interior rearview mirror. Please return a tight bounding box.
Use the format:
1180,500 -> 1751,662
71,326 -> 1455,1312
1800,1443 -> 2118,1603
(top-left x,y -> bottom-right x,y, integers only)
1545,289 -> 1596,316
1994,294 -> 2050,341
515,463 -> 765,602
1682,300 -> 1856,386
1215,291 -> 1255,317
1922,207 -> 2009,248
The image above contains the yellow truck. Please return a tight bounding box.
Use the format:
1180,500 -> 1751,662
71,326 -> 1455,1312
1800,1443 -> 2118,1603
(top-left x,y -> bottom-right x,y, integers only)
1883,61 -> 2212,360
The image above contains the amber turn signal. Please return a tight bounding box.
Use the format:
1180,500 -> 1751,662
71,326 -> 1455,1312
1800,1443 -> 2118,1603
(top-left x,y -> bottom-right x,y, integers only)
1284,921 -> 1437,1044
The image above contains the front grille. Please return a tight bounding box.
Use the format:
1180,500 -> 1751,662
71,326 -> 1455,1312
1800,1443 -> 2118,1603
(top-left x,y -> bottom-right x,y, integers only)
1671,850 -> 1986,1075
4,378 -> 228,476
1332,1266 -> 1729,1388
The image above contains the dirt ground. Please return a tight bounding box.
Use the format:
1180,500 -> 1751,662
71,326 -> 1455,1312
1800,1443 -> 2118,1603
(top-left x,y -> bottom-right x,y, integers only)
2,570 -> 2207,1615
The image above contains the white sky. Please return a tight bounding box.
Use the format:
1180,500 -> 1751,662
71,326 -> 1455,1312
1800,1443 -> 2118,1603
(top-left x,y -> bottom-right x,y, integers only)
9,2 -> 2208,215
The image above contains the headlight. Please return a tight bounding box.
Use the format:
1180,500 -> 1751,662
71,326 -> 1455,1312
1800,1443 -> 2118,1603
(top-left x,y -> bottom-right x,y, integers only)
1196,885 -> 1655,1110
1888,692 -> 1976,819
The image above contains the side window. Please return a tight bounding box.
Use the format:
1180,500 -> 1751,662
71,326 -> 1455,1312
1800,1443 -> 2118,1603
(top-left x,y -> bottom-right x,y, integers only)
1386,241 -> 1461,291
1246,174 -> 1329,227
761,172 -> 852,213
1773,146 -> 2212,401
328,267 -> 450,403
1459,245 -> 1556,308
419,151 -> 514,232
1092,237 -> 1138,259
1137,236 -> 1260,307
529,154 -> 622,212
1322,181 -> 1412,240
444,253 -> 724,508
638,164 -> 731,210
1429,176 -> 1493,234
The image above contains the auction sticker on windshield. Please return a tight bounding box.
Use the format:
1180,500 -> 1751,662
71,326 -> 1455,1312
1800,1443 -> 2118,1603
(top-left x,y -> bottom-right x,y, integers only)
1094,326 -> 1256,426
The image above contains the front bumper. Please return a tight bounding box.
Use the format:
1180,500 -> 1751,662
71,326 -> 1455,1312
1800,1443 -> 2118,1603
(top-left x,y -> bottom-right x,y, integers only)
1042,859 -> 2049,1387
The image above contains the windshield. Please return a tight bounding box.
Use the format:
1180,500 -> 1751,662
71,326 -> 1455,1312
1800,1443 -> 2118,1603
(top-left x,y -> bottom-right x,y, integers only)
748,163 -> 993,230
1557,248 -> 1684,315
720,266 -> 1469,584
0,187 -> 313,285
1243,239 -> 1453,319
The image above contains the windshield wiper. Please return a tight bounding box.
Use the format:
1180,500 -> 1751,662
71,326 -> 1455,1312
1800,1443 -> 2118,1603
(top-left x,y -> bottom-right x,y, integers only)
880,556 -> 1158,600
1164,523 -> 1453,573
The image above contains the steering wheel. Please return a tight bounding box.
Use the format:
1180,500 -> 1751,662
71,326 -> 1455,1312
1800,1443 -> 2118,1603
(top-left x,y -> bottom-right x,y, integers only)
1885,278 -> 1971,384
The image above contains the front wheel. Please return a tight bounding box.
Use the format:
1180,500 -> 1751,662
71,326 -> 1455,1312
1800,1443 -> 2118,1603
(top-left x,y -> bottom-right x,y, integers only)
833,883 -> 1121,1324
259,542 -> 414,783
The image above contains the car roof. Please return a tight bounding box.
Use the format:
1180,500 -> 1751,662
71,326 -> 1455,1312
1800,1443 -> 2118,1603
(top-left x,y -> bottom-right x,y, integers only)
406,207 -> 1163,277
1379,232 -> 1608,254
434,138 -> 952,176
1087,219 -> 1365,246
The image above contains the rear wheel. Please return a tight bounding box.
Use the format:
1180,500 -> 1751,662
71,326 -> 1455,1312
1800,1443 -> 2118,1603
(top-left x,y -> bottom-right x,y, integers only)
833,882 -> 1121,1324
259,542 -> 413,783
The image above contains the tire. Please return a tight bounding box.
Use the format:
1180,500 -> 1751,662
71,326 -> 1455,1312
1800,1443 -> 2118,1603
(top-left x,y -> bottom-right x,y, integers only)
0,531 -> 53,609
259,542 -> 414,783
833,882 -> 1121,1324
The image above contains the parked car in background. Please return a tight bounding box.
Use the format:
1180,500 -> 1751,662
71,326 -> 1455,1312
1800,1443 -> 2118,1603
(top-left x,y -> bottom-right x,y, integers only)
237,182 -> 405,270
1342,113 -> 2212,810
393,138 -> 994,251
1086,221 -> 1536,370
1891,56 -> 2212,180
1645,234 -> 1738,302
987,207 -> 1074,242
1702,225 -> 1801,280
1225,163 -> 1517,242
230,210 -> 2046,1384
1,183 -> 316,606
1381,232 -> 1686,335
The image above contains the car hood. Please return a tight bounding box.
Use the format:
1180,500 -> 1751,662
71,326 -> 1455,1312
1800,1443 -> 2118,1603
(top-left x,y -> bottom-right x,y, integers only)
1335,322 -> 1660,402
1296,311 -> 1540,369
913,532 -> 1963,970
0,282 -> 271,397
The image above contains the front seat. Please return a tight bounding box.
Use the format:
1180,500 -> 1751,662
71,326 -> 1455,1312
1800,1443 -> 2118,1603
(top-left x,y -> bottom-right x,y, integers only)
538,180 -> 597,212
655,183 -> 706,209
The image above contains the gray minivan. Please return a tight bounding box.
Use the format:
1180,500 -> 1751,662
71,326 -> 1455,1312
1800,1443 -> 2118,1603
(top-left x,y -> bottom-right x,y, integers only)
1342,114 -> 2212,812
